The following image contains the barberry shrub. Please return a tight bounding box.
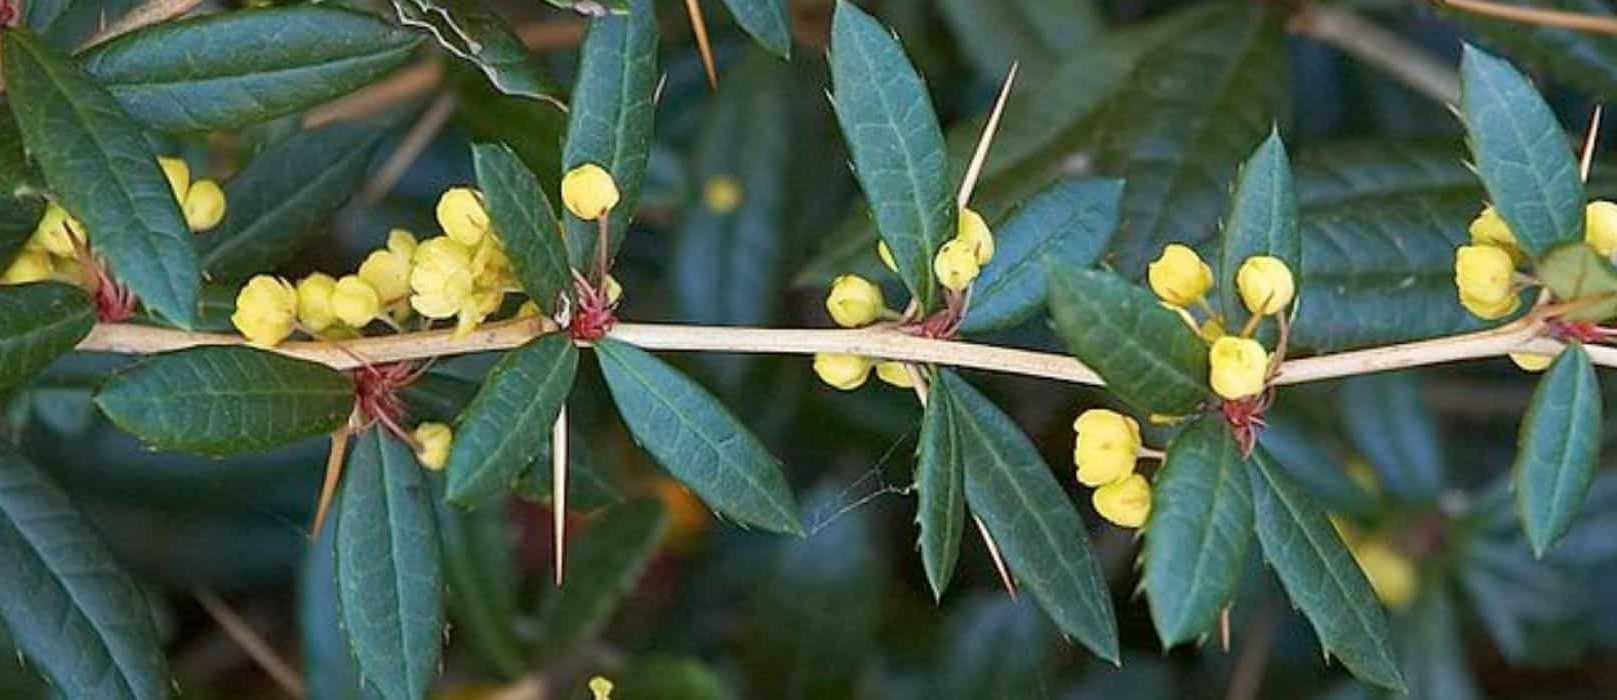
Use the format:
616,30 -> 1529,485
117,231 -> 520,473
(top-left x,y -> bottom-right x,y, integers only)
2,0 -> 1617,698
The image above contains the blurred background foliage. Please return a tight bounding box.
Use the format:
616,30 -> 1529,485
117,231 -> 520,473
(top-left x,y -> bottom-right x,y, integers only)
6,0 -> 1617,698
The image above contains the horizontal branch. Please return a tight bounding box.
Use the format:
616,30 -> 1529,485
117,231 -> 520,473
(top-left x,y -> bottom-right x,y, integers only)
75,315 -> 1617,386
1290,5 -> 1460,105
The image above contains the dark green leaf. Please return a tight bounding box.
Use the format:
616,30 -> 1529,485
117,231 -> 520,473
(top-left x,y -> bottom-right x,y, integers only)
595,339 -> 803,535
720,0 -> 792,59
1514,343 -> 1602,557
673,50 -> 790,327
829,0 -> 953,310
1089,2 -> 1286,277
1338,372 -> 1445,503
78,6 -> 420,132
1536,242 -> 1617,321
959,177 -> 1121,334
1460,44 -> 1584,258
199,123 -> 387,280
743,487 -> 883,699
23,0 -> 140,50
335,429 -> 444,700
0,100 -> 44,263
394,0 -> 560,104
938,370 -> 1118,662
94,347 -> 355,456
445,334 -> 578,505
0,283 -> 95,394
1390,590 -> 1480,700
534,499 -> 667,657
300,506 -> 369,700
562,0 -> 658,269
3,28 -> 199,327
0,451 -> 169,700
1142,415 -> 1253,647
517,436 -> 622,511
916,377 -> 965,600
1448,0 -> 1617,102
1045,265 -> 1211,416
473,143 -> 572,311
1218,128 -> 1299,325
1248,448 -> 1404,691
932,596 -> 1057,700
432,476 -> 525,679
1259,414 -> 1378,517
938,0 -> 1099,76
1291,140 -> 1490,350
451,63 -> 568,196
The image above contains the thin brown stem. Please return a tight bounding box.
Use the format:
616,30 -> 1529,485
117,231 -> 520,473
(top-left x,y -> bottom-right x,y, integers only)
1441,0 -> 1617,34
79,0 -> 203,50
310,420 -> 355,539
1290,5 -> 1460,105
194,589 -> 306,699
359,93 -> 457,206
683,0 -> 718,89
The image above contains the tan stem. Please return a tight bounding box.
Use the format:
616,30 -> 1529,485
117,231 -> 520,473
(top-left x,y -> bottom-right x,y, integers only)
552,407 -> 569,587
1440,0 -> 1617,34
79,0 -> 204,50
194,589 -> 306,699
1289,5 -> 1460,105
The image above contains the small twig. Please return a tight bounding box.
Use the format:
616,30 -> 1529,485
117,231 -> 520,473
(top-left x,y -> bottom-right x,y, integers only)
1290,5 -> 1460,105
683,0 -> 718,89
310,420 -> 355,539
359,93 -> 457,205
1582,105 -> 1603,183
973,515 -> 1018,599
1224,605 -> 1281,700
1441,0 -> 1617,34
194,589 -> 307,699
552,407 -> 569,587
957,63 -> 1018,209
79,0 -> 203,50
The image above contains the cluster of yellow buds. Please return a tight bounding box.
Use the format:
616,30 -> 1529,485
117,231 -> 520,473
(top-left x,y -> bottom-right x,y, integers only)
3,157 -> 225,286
814,271 -> 913,391
413,422 -> 452,470
1333,517 -> 1418,610
1071,409 -> 1152,528
874,207 -> 995,292
1147,244 -> 1295,401
231,189 -> 521,347
812,353 -> 915,391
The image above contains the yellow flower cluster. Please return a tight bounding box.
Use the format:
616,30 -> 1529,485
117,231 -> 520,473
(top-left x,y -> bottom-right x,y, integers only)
162,157 -> 228,233
1147,245 -> 1294,401
231,189 -> 520,346
872,207 -> 994,292
1072,409 -> 1152,528
812,353 -> 915,391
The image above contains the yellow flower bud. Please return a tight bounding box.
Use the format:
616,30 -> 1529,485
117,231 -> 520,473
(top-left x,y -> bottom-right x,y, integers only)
703,176 -> 743,214
933,240 -> 980,291
825,274 -> 884,327
588,676 -> 614,700
1073,409 -> 1141,487
877,241 -> 897,273
814,353 -> 872,390
437,187 -> 491,246
410,237 -> 476,319
561,163 -> 621,220
332,275 -> 382,328
182,179 -> 226,232
29,202 -> 81,258
413,422 -> 452,471
1093,473 -> 1152,528
1148,244 -> 1213,306
358,248 -> 412,305
1454,244 -> 1518,320
2,249 -> 53,284
875,361 -> 915,387
295,273 -> 339,332
231,275 -> 298,347
1236,255 -> 1295,316
470,235 -> 516,292
603,274 -> 623,306
1352,540 -> 1417,610
957,207 -> 994,265
1199,318 -> 1226,343
1469,205 -> 1518,249
158,156 -> 191,203
1510,352 -> 1555,372
1209,336 -> 1269,400
1587,200 -> 1617,257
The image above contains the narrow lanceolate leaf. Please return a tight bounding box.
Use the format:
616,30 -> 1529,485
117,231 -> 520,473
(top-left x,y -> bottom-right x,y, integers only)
562,0 -> 658,269
829,0 -> 953,311
94,347 -> 355,457
473,143 -> 572,311
1142,416 -> 1253,648
960,178 -> 1122,334
0,100 -> 43,263
938,371 -> 1119,663
1088,2 -> 1285,277
445,334 -> 578,506
1045,265 -> 1211,416
533,500 -> 668,657
673,50 -> 792,330
916,378 -> 965,600
1218,128 -> 1299,325
431,476 -> 525,679
0,283 -> 95,395
720,0 -> 792,58
200,123 -> 388,281
595,339 -> 803,535
300,511 -> 366,700
1514,343 -> 1602,557
0,452 -> 169,700
78,6 -> 420,132
335,429 -> 444,700
2,28 -> 199,327
1449,0 -> 1617,104
394,0 -> 558,103
1248,448 -> 1405,691
1460,44 -> 1585,258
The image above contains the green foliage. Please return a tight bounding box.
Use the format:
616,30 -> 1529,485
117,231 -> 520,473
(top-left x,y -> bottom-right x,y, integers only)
94,347 -> 355,456
473,143 -> 573,312
1536,242 -> 1617,321
445,333 -> 578,505
0,283 -> 95,395
1218,129 -> 1299,327
1514,343 -> 1602,557
394,0 -> 557,103
534,499 -> 668,657
2,28 -> 199,327
916,374 -> 966,599
718,0 -> 792,59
